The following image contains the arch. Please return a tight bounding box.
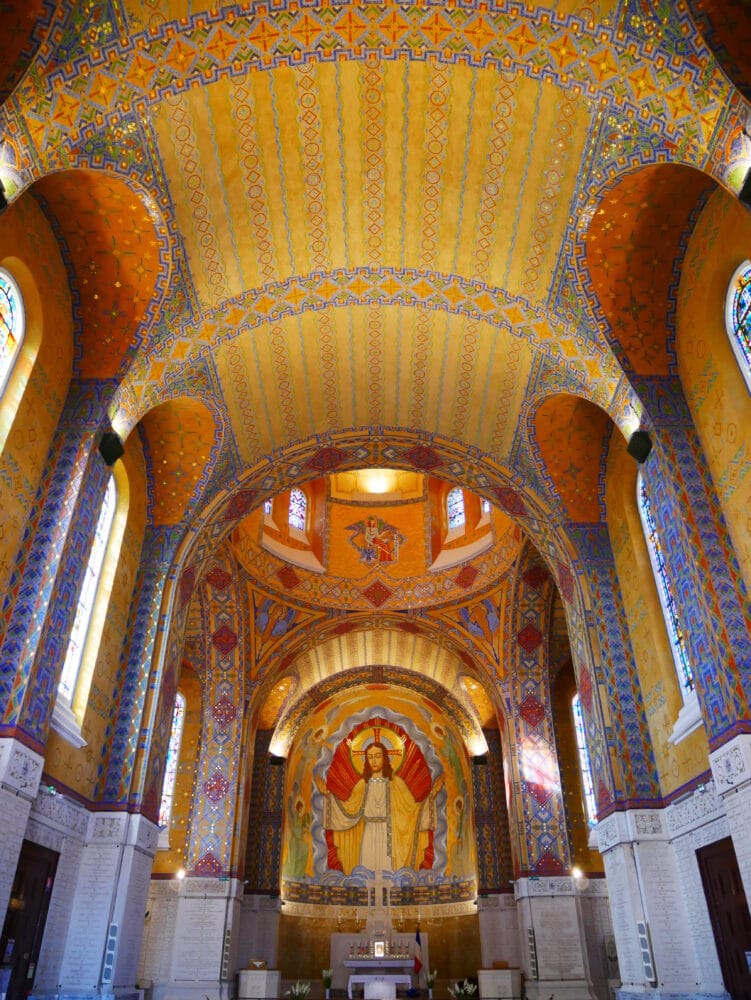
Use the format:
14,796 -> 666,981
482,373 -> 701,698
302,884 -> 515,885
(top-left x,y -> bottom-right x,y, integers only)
0,0 -> 50,104
269,665 -> 489,762
583,162 -> 716,378
31,168 -> 166,379
675,184 -> 751,595
532,393 -> 614,523
138,397 -> 221,527
686,1 -> 751,100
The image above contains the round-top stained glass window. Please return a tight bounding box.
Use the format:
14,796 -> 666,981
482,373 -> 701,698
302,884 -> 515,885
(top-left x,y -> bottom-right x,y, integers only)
0,267 -> 24,390
726,260 -> 751,379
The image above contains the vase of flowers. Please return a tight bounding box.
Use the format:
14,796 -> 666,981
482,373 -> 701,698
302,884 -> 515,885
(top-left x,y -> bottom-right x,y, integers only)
425,970 -> 438,1000
323,969 -> 333,999
447,980 -> 477,1000
287,982 -> 311,1000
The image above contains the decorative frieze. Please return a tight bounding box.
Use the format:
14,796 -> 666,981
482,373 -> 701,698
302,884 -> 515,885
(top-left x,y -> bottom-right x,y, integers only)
710,734 -> 751,793
31,786 -> 88,836
666,781 -> 723,837
0,738 -> 43,799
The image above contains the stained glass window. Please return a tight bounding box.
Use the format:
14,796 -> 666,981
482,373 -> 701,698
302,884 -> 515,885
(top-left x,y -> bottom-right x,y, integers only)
289,487 -> 307,531
638,474 -> 694,696
58,476 -> 117,701
572,694 -> 597,827
159,692 -> 186,830
263,498 -> 272,515
0,267 -> 24,394
447,487 -> 466,529
481,498 -> 491,515
725,260 -> 751,389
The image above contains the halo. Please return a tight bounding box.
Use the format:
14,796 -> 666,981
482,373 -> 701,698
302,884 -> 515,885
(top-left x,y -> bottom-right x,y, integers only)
349,725 -> 406,775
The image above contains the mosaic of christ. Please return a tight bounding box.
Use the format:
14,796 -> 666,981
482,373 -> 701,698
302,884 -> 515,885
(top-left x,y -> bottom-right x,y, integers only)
315,719 -> 445,876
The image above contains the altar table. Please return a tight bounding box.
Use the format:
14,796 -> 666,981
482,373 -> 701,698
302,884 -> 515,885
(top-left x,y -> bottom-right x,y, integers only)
347,974 -> 412,999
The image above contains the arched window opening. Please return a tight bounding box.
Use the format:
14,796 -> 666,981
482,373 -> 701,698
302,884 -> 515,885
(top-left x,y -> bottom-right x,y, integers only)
58,475 -> 117,703
263,498 -> 272,515
288,487 -> 307,532
0,267 -> 25,395
447,486 -> 466,529
572,694 -> 597,828
637,473 -> 694,698
159,692 -> 186,838
725,260 -> 751,391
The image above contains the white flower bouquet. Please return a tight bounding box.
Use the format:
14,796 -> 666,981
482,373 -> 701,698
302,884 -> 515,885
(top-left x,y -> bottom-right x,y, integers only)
448,980 -> 477,999
287,982 -> 311,999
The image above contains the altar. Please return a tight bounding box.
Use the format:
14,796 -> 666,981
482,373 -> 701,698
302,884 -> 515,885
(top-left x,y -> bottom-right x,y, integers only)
347,973 -> 412,999
329,872 -> 428,992
330,936 -> 426,991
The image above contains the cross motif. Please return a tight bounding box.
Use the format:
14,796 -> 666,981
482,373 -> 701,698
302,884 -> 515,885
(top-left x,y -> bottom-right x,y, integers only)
348,725 -> 403,765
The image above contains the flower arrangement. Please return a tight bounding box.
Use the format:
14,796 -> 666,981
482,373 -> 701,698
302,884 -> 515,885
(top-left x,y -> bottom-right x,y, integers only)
447,980 -> 477,999
286,982 -> 311,999
322,970 -> 333,989
425,971 -> 438,988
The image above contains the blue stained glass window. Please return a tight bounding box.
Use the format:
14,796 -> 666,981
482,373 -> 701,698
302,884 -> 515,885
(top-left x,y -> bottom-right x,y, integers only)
572,694 -> 597,827
638,476 -> 694,696
447,487 -> 466,529
159,692 -> 186,830
726,260 -> 751,387
58,476 -> 117,702
263,499 -> 272,515
0,268 -> 24,394
289,488 -> 307,531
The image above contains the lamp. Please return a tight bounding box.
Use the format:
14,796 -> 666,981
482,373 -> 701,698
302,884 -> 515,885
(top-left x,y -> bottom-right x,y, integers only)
626,430 -> 652,464
98,430 -> 124,466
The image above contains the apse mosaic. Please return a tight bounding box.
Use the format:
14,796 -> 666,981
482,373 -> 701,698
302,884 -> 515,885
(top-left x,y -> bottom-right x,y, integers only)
280,694 -> 477,907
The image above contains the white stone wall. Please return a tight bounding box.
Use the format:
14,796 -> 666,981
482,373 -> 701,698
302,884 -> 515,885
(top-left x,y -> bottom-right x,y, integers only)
477,893 -> 521,971
26,787 -> 89,991
598,794 -> 738,998
0,739 -> 44,919
237,895 -> 281,973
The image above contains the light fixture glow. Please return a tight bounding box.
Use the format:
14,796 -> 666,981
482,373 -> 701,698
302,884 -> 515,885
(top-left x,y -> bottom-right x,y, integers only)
358,468 -> 399,494
176,868 -> 186,880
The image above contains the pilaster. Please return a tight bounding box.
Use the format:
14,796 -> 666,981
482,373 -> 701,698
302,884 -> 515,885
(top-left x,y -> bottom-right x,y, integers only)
143,876 -> 244,1000
31,810 -> 159,1000
709,733 -> 751,904
0,738 -> 44,916
513,876 -> 597,1000
597,807 -> 728,999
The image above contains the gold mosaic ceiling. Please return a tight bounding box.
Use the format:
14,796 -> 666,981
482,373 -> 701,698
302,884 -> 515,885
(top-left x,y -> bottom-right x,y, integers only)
5,0 -> 745,713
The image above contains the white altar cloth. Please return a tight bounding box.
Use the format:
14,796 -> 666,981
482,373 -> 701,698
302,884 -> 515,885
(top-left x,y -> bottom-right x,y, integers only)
348,974 -> 412,999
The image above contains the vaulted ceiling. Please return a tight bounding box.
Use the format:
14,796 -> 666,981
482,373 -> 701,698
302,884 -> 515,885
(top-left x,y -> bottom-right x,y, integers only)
3,0 -> 747,729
